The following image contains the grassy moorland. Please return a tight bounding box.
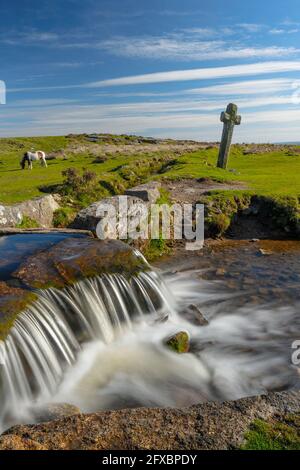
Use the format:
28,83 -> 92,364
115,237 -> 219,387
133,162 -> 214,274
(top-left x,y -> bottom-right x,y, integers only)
163,146 -> 300,196
0,134 -> 299,237
0,134 -> 190,204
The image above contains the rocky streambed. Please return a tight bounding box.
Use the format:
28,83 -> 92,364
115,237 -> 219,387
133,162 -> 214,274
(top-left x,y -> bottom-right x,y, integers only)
0,390 -> 299,450
0,232 -> 299,450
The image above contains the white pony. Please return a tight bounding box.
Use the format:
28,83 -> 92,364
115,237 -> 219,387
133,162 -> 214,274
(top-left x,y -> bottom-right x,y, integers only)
20,150 -> 47,170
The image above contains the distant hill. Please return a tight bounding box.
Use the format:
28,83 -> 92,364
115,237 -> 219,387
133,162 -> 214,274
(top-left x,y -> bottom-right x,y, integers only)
275,141 -> 300,145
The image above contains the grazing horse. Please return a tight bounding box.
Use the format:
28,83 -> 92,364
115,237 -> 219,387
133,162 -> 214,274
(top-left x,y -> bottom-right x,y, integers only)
20,151 -> 47,170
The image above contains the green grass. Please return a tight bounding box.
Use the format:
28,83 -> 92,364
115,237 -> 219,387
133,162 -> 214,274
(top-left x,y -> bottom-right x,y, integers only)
16,215 -> 39,229
53,207 -> 77,228
141,188 -> 172,260
242,416 -> 300,450
0,135 -> 170,204
162,146 -> 300,197
1,136 -> 300,205
0,136 -> 128,203
156,187 -> 172,205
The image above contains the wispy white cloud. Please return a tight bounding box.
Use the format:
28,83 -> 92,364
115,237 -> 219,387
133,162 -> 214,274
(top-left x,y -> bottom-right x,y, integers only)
93,9 -> 206,19
3,23 -> 300,66
269,28 -> 286,35
96,78 -> 297,98
7,84 -> 81,93
157,9 -> 206,17
7,98 -> 77,107
2,102 -> 300,142
186,78 -> 300,95
180,27 -> 219,37
8,63 -> 300,99
237,23 -> 265,33
86,61 -> 300,87
92,36 -> 299,61
269,28 -> 299,35
280,19 -> 300,27
36,95 -> 298,116
1,30 -> 59,45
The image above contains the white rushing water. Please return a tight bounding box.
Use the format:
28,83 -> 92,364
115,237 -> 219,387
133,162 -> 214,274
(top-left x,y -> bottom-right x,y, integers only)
0,260 -> 299,431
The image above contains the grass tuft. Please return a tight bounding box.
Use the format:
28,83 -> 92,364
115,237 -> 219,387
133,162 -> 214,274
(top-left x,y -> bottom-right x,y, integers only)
242,416 -> 300,450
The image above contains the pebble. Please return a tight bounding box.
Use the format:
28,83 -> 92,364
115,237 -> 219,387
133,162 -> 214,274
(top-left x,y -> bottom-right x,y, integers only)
259,249 -> 273,256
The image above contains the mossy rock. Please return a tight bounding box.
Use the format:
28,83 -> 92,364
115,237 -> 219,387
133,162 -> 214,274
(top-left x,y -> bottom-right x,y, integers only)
165,331 -> 190,353
0,282 -> 37,340
13,237 -> 148,289
0,238 -> 148,339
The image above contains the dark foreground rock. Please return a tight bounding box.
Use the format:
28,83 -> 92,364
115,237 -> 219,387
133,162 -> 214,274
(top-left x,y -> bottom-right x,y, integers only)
0,391 -> 298,450
0,435 -> 47,450
13,237 -> 147,289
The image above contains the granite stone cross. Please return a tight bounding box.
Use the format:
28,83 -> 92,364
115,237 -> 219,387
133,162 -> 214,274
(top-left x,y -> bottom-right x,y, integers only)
217,103 -> 241,169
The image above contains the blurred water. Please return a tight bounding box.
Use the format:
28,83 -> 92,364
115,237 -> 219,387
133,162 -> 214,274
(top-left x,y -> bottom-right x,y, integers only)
0,232 -> 85,281
0,240 -> 299,432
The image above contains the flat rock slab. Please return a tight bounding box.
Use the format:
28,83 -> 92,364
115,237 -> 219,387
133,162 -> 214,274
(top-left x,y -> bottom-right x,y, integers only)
163,178 -> 247,205
13,237 -> 146,289
1,391 -> 298,450
125,181 -> 161,204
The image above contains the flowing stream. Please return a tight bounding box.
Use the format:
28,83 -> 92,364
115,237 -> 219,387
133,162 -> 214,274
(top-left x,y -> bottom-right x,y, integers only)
0,238 -> 299,432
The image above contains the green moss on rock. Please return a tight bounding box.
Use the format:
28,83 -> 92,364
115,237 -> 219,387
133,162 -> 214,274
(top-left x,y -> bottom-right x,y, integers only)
0,282 -> 37,340
165,331 -> 190,353
242,415 -> 300,450
13,237 -> 148,290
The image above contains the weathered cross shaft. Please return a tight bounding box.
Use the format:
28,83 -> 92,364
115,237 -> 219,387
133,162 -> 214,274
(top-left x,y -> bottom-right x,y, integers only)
217,103 -> 241,169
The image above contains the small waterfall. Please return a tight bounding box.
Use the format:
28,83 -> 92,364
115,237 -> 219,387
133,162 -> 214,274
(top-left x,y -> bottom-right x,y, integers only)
0,259 -> 298,432
0,269 -> 175,429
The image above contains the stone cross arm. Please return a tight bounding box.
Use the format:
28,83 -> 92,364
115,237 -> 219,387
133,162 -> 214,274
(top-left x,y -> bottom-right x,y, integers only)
220,111 -> 241,125
220,103 -> 241,126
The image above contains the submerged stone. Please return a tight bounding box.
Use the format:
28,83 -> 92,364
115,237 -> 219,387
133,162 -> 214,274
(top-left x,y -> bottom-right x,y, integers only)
181,304 -> 209,326
259,248 -> 273,256
165,331 -> 190,353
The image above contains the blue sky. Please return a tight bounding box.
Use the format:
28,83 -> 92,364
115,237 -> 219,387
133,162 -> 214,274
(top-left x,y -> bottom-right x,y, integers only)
1,0 -> 300,141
